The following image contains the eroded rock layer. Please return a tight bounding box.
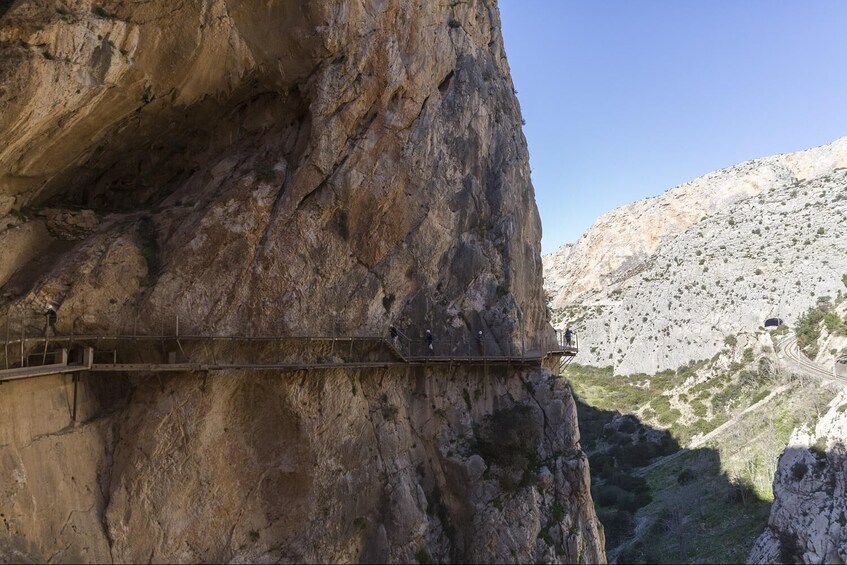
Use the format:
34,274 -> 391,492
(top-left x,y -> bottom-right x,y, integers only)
0,0 -> 603,562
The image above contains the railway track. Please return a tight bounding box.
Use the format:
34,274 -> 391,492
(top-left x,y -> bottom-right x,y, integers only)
779,335 -> 847,386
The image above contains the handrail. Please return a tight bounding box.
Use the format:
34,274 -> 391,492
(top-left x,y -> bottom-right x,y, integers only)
1,310 -> 580,374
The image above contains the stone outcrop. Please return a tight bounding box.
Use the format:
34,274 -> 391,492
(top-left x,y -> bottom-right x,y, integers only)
0,0 -> 603,562
544,139 -> 847,375
748,390 -> 847,564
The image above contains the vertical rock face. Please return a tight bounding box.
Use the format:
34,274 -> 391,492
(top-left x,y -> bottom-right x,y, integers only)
1,367 -> 604,563
0,0 -> 547,343
0,0 -> 603,562
749,390 -> 847,564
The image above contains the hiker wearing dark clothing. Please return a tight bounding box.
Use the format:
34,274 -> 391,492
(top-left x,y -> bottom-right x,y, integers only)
477,330 -> 484,355
45,305 -> 58,337
564,327 -> 573,347
390,325 -> 399,350
426,330 -> 434,354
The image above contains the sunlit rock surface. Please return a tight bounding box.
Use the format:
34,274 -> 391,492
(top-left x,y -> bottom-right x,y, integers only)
0,0 -> 603,562
545,139 -> 847,375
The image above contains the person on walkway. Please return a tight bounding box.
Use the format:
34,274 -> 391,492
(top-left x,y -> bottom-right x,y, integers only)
44,304 -> 58,337
390,325 -> 399,350
477,330 -> 485,355
564,327 -> 573,347
426,330 -> 434,354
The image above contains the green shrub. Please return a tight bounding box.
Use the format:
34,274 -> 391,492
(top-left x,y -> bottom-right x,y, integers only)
796,305 -> 825,355
596,508 -> 634,549
824,311 -> 843,334
677,468 -> 696,485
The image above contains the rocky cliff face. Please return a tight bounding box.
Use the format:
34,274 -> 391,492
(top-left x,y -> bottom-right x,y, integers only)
748,390 -> 847,564
544,138 -> 847,375
0,0 -> 603,562
1,364 -> 603,563
1,0 -> 548,340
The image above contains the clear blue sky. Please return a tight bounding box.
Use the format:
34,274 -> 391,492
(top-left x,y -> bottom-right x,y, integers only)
499,1 -> 847,253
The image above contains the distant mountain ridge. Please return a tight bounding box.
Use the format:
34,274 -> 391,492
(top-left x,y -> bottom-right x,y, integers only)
544,137 -> 847,375
544,137 -> 847,309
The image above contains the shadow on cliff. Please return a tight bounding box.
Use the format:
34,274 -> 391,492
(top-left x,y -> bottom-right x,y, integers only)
574,395 -> 772,564
747,445 -> 844,565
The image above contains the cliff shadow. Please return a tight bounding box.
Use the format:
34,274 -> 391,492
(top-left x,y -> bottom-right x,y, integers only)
574,395 -> 772,564
747,444 -> 847,565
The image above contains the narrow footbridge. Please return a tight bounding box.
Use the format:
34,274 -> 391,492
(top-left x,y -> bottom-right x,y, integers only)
1,332 -> 578,384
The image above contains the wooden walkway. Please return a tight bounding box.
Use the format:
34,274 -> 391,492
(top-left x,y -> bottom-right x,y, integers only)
0,334 -> 577,384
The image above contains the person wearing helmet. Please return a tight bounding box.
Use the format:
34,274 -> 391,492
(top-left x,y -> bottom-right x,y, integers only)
389,325 -> 399,350
44,304 -> 58,336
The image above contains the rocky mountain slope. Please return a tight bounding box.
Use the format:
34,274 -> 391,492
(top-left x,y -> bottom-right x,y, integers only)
0,1 -> 603,562
545,139 -> 847,375
748,389 -> 847,564
544,137 -> 847,309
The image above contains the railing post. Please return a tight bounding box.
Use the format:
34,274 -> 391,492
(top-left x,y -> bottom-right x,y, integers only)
4,310 -> 9,370
517,308 -> 525,358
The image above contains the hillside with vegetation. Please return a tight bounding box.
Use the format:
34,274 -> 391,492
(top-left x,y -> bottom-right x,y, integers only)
545,138 -> 847,376
568,352 -> 838,562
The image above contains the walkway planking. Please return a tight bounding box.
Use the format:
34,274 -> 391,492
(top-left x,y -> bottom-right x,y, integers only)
1,333 -> 577,383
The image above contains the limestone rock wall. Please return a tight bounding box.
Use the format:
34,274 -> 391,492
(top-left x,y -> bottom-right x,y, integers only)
0,366 -> 604,563
545,141 -> 847,375
544,136 -> 847,309
0,0 -> 603,562
748,390 -> 847,564
1,0 -> 547,345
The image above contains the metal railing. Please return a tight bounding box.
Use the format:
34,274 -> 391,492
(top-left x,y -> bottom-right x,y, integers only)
1,310 -> 579,372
